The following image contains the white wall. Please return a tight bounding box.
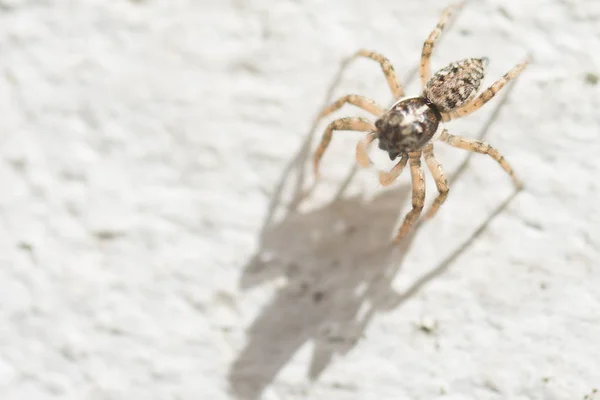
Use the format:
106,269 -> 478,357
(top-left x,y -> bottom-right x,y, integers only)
1,1 -> 599,399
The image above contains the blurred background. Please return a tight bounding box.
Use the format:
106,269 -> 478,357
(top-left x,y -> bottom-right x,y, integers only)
0,0 -> 599,399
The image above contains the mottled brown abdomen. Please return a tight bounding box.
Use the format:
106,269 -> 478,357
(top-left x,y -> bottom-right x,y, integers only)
423,58 -> 486,112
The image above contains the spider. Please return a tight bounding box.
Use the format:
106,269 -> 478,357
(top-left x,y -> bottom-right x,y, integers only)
312,2 -> 529,242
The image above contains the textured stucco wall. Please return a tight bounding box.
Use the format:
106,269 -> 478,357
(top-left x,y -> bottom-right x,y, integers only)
1,0 -> 599,399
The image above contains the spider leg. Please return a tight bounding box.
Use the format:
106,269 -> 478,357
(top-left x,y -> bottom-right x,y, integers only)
313,117 -> 376,178
348,49 -> 404,99
318,94 -> 385,120
395,152 -> 425,242
378,154 -> 409,186
423,144 -> 449,219
356,132 -> 378,168
420,2 -> 466,87
441,129 -> 522,188
442,58 -> 529,121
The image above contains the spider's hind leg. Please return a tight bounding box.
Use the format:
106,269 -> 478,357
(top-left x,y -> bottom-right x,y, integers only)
442,58 -> 530,121
420,2 -> 466,87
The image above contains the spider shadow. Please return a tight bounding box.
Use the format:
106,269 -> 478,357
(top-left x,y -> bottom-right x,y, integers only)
231,176 -> 419,400
230,177 -> 519,400
229,53 -> 522,399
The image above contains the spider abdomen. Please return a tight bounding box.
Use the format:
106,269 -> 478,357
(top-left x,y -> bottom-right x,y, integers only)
374,97 -> 441,159
423,58 -> 487,112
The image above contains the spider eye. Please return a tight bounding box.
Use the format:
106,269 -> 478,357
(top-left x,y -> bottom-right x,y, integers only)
375,119 -> 384,130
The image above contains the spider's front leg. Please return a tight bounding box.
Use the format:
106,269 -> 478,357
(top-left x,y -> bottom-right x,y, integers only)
347,49 -> 405,99
356,132 -> 378,168
441,129 -> 522,188
379,154 -> 409,186
395,152 -> 426,242
313,117 -> 376,178
317,94 -> 385,120
423,144 -> 449,219
420,2 -> 466,87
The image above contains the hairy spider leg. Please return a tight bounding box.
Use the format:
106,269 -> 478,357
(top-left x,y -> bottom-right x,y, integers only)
348,49 -> 405,99
317,94 -> 385,120
379,154 -> 409,186
356,132 -> 378,168
420,2 -> 466,87
395,152 -> 426,241
423,144 -> 450,219
313,117 -> 376,178
441,129 -> 522,188
442,58 -> 530,121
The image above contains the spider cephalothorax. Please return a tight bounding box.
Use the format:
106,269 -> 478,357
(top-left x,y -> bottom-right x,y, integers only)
312,2 -> 529,243
375,97 -> 441,160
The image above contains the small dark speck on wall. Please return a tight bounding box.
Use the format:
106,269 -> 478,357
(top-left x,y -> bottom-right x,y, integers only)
313,291 -> 325,303
584,72 -> 599,86
498,7 -> 513,20
17,242 -> 33,252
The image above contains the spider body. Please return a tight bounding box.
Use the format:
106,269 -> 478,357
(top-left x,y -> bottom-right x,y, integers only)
376,57 -> 487,160
312,2 -> 529,242
375,97 -> 441,160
